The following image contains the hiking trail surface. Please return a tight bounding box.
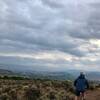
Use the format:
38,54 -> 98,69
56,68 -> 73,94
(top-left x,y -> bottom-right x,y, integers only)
86,89 -> 100,100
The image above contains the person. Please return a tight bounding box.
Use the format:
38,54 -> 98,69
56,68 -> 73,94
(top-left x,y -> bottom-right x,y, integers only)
74,72 -> 89,100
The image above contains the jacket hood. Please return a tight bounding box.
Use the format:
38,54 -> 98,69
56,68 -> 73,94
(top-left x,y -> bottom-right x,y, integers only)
78,74 -> 85,79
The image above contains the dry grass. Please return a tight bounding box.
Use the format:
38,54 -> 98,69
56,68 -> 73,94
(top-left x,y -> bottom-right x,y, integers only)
0,79 -> 75,100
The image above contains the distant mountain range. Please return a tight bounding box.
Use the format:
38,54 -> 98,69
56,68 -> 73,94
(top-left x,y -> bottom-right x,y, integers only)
0,69 -> 14,75
0,69 -> 74,80
86,72 -> 100,81
0,68 -> 100,81
21,71 -> 74,80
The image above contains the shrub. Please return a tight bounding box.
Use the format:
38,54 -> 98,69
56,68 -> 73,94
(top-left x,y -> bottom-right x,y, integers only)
24,87 -> 41,100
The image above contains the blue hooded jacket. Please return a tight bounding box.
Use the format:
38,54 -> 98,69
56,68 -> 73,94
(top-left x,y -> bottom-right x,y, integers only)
74,74 -> 89,91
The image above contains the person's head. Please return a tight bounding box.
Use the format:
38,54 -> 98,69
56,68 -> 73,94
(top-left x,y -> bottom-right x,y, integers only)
79,72 -> 85,78
80,72 -> 85,76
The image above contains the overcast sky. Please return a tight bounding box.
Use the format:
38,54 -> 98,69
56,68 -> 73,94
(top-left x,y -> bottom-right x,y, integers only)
0,0 -> 100,72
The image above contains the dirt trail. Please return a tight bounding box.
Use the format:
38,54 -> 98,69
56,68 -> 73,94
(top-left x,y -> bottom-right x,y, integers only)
86,89 -> 100,100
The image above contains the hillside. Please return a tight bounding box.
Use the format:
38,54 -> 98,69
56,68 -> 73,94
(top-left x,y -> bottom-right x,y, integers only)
0,77 -> 100,100
0,69 -> 74,80
0,68 -> 100,81
0,79 -> 75,100
21,71 -> 74,80
0,69 -> 14,75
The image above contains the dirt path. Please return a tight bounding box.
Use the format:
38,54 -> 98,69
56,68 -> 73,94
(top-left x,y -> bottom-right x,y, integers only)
86,89 -> 100,100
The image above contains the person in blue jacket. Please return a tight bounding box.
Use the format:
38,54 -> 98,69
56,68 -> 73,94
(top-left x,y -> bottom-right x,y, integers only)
74,72 -> 89,100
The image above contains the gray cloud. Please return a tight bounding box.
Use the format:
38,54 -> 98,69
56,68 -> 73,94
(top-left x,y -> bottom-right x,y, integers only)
0,0 -> 100,71
69,1 -> 100,39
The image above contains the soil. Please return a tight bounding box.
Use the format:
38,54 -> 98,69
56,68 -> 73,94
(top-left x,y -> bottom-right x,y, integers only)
86,89 -> 100,100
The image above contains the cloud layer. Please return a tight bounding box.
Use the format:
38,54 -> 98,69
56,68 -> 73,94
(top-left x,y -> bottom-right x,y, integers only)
0,0 -> 100,71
